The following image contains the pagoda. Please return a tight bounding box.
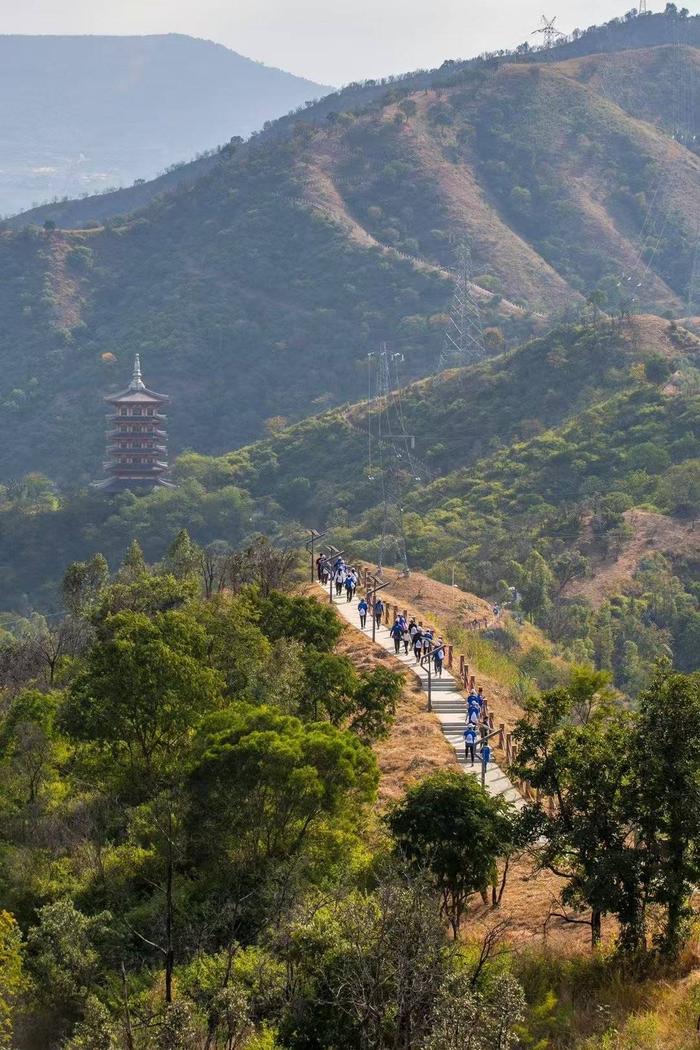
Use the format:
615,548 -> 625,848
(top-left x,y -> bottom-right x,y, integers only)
94,355 -> 174,491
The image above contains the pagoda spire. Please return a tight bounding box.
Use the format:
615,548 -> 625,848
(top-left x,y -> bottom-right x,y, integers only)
129,353 -> 145,391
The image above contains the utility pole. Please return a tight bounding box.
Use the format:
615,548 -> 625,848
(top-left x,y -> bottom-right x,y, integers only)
367,344 -> 418,576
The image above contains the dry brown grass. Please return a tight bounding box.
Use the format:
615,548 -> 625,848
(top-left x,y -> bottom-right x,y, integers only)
334,619 -> 459,806
567,509 -> 700,607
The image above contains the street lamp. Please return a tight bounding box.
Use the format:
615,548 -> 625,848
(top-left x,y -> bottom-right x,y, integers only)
305,529 -> 327,583
367,574 -> 391,643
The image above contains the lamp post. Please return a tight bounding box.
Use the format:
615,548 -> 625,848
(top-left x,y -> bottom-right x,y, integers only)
305,529 -> 326,583
368,574 -> 391,643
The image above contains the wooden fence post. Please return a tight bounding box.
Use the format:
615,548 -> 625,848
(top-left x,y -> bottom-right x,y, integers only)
498,722 -> 505,749
447,645 -> 453,669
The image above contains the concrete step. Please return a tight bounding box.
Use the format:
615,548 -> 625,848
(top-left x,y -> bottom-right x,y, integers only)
320,585 -> 524,808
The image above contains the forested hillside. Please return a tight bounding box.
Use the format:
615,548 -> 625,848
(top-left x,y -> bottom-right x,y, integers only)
1,314 -> 697,698
0,34 -> 330,216
0,13 -> 699,483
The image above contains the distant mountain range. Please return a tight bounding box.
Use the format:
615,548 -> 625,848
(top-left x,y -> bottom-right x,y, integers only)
0,34 -> 332,216
0,11 -> 698,489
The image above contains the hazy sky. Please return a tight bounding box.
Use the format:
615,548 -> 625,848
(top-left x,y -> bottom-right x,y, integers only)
4,1 -> 697,85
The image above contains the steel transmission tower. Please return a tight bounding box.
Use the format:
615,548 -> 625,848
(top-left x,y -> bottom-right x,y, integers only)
367,345 -> 420,575
531,15 -> 565,49
638,1 -> 648,14
439,243 -> 487,371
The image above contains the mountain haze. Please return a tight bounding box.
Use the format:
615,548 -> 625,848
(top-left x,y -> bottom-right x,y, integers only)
0,34 -> 331,216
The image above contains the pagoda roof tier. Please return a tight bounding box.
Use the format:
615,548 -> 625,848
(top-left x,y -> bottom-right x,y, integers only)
106,445 -> 167,456
106,412 -> 167,422
93,476 -> 176,492
105,389 -> 169,405
106,428 -> 167,439
103,354 -> 169,405
104,460 -> 169,472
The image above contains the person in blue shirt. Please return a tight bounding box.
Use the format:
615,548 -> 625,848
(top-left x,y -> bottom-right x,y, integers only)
357,597 -> 368,629
389,618 -> 403,654
433,639 -> 445,677
464,726 -> 477,765
480,743 -> 492,767
345,573 -> 355,603
374,598 -> 385,628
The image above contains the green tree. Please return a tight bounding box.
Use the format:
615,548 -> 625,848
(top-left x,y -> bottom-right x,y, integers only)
299,651 -> 358,723
633,667 -> 700,957
349,666 -> 402,742
518,551 -> 554,621
257,593 -> 342,652
188,706 -> 377,875
119,538 -> 147,581
60,611 -> 224,791
164,528 -> 201,581
62,553 -> 109,618
0,911 -> 23,1049
25,901 -> 112,1040
387,771 -> 514,937
512,671 -> 643,950
423,970 -> 524,1050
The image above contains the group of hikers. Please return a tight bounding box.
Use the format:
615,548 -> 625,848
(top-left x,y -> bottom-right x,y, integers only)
317,552 -> 492,770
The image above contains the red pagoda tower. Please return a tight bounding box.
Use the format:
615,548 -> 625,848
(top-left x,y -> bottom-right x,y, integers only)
95,355 -> 174,491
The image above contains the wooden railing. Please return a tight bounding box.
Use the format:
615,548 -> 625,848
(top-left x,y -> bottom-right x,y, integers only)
357,566 -> 538,802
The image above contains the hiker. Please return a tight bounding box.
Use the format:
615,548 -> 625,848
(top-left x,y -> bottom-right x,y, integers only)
316,555 -> 325,582
374,598 -> 385,628
432,638 -> 442,680
334,566 -> 344,597
321,559 -> 330,585
357,596 -> 368,629
389,618 -> 403,654
413,625 -> 424,663
464,726 -> 477,766
401,621 -> 411,654
477,686 -> 486,716
480,742 -> 492,768
345,573 -> 355,602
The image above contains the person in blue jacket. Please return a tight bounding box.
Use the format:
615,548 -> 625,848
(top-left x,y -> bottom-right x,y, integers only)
389,618 -> 403,654
357,597 -> 368,629
464,725 -> 477,766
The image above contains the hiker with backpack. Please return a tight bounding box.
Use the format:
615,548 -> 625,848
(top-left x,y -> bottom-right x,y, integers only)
464,725 -> 478,766
433,639 -> 445,677
357,596 -> 368,629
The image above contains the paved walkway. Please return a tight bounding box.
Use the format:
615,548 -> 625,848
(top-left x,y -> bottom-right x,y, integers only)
322,584 -> 524,809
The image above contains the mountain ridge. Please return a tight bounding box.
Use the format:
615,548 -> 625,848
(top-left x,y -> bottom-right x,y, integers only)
0,33 -> 331,216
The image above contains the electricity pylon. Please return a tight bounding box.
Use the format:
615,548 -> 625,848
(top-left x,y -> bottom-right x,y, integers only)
367,345 -> 419,575
438,243 -> 487,371
531,15 -> 565,49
